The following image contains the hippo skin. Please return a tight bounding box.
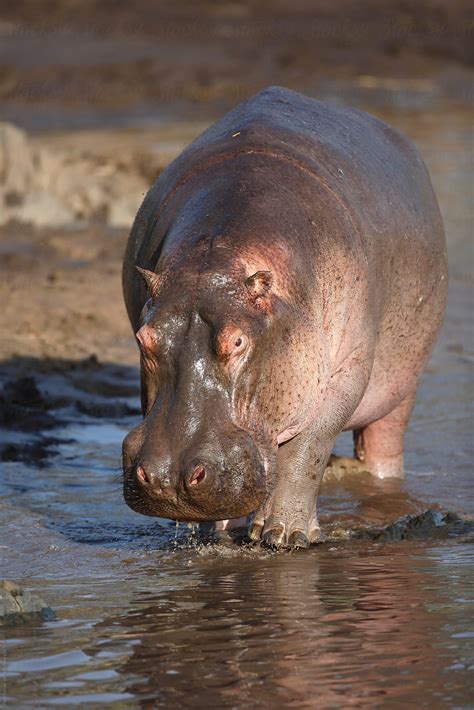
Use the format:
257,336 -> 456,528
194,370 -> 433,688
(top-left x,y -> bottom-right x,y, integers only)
122,87 -> 447,549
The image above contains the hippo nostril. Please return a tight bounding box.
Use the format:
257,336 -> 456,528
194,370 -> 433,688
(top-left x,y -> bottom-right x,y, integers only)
136,465 -> 149,484
136,466 -> 176,501
188,464 -> 206,486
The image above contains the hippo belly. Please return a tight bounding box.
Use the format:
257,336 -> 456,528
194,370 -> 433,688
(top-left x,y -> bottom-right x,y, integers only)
121,86 -> 447,548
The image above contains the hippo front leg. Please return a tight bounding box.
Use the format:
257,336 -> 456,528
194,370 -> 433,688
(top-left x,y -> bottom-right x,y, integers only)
249,352 -> 371,550
249,429 -> 334,550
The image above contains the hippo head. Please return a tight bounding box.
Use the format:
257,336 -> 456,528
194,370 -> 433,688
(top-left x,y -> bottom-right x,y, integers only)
122,258 -> 289,523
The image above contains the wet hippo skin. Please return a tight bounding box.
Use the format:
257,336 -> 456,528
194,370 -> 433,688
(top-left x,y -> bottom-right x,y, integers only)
121,86 -> 447,549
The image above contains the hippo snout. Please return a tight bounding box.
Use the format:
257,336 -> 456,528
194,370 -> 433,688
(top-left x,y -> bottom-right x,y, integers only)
135,459 -> 213,499
122,425 -> 268,522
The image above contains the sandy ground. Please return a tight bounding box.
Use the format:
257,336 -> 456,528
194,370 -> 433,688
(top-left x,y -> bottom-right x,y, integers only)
0,122 -> 206,369
0,223 -> 133,365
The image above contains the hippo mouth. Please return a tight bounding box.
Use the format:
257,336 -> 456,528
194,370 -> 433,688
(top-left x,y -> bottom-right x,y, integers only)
122,461 -> 267,523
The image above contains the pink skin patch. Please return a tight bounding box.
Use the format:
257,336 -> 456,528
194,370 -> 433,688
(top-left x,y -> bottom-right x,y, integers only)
136,325 -> 159,375
237,243 -> 292,302
136,465 -> 148,483
136,325 -> 158,354
189,465 -> 206,486
276,424 -> 305,445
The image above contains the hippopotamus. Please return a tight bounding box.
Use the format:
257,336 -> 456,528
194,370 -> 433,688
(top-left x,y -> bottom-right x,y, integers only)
122,86 -> 447,548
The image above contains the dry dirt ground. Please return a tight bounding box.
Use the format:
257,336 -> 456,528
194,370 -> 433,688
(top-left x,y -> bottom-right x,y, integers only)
0,0 -> 472,110
0,223 -> 133,366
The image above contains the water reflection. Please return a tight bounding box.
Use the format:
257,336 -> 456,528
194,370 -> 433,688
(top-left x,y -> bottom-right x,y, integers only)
91,542 -> 471,708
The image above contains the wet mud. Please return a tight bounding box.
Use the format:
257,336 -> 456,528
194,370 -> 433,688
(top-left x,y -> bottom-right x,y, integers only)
0,360 -> 139,467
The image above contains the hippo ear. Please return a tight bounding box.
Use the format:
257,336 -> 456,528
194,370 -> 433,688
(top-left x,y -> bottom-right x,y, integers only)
245,271 -> 273,298
136,266 -> 162,299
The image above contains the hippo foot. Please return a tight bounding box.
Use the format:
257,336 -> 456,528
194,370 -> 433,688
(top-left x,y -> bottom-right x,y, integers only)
249,516 -> 322,550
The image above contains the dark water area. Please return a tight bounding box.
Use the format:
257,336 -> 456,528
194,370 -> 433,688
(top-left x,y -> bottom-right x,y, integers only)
1,97 -> 473,707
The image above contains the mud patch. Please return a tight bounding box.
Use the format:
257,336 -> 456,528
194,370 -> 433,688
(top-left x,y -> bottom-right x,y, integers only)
353,508 -> 474,542
0,436 -> 67,467
0,376 -> 56,431
0,356 -> 140,468
0,374 -> 67,465
174,507 -> 474,553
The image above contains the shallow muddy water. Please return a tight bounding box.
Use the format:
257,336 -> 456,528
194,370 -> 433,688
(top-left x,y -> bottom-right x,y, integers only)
1,97 -> 474,707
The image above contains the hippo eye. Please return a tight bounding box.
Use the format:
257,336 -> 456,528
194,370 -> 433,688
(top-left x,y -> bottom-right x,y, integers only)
216,327 -> 248,363
232,333 -> 248,355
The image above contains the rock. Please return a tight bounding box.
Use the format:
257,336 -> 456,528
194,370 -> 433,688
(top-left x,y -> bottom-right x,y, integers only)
352,509 -> 474,542
0,123 -> 73,227
9,190 -> 75,228
0,122 -> 35,199
33,146 -> 65,193
0,121 -> 148,227
108,194 -> 142,228
1,580 -> 56,624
